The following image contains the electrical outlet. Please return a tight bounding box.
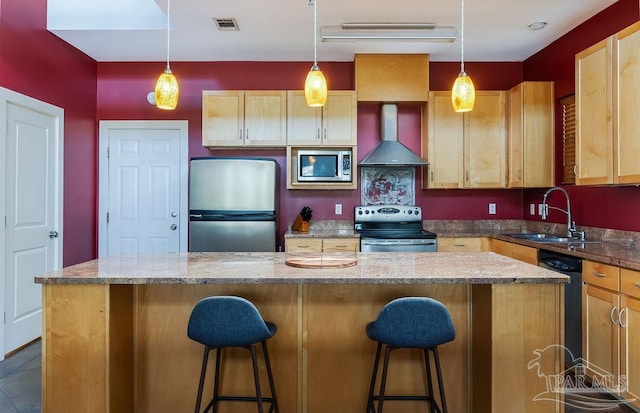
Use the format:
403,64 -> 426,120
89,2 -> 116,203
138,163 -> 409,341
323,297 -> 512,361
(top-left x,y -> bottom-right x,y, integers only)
530,204 -> 536,215
538,204 -> 544,216
488,203 -> 497,215
335,203 -> 342,215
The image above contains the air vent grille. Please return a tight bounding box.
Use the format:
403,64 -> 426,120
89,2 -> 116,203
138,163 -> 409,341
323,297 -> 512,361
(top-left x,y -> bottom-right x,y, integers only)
214,18 -> 240,31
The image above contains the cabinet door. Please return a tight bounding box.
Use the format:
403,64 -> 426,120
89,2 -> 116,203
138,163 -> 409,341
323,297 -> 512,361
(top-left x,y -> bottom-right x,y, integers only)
426,91 -> 464,188
323,91 -> 357,146
285,238 -> 322,252
244,91 -> 287,147
620,295 -> 640,405
576,37 -> 613,185
465,91 -> 507,188
202,91 -> 244,147
287,91 -> 322,146
614,22 -> 640,184
508,82 -> 554,188
322,238 -> 360,252
583,284 -> 620,380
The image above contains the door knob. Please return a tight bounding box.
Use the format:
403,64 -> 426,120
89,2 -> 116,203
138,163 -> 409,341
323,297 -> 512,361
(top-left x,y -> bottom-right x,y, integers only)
170,224 -> 177,230
49,230 -> 59,239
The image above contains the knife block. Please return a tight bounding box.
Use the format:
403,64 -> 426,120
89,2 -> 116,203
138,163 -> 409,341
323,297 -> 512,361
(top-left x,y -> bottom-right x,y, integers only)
292,214 -> 309,232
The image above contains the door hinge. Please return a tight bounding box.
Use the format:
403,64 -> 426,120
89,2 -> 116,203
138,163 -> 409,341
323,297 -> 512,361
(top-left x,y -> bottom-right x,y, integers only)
106,212 -> 109,223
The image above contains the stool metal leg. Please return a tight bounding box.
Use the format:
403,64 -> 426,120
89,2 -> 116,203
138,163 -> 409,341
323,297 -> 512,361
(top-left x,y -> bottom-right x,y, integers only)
423,348 -> 437,413
195,346 -> 211,413
261,340 -> 279,413
432,347 -> 448,413
367,343 -> 383,413
250,344 -> 265,413
376,345 -> 393,413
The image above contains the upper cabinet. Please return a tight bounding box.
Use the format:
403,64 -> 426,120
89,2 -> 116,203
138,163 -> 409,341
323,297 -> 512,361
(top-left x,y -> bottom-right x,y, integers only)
576,21 -> 640,185
507,81 -> 555,188
423,91 -> 507,189
202,91 -> 287,148
287,90 -> 357,146
355,54 -> 429,102
576,37 -> 613,185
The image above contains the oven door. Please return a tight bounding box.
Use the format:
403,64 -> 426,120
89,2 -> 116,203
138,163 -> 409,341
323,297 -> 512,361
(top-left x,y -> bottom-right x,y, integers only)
360,238 -> 437,252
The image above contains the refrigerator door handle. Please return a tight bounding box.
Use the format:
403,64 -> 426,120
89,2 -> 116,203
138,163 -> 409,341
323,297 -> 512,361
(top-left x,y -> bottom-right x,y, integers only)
189,213 -> 203,219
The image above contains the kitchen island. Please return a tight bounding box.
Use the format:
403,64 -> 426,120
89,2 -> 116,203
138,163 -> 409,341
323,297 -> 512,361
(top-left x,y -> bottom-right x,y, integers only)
36,252 -> 567,413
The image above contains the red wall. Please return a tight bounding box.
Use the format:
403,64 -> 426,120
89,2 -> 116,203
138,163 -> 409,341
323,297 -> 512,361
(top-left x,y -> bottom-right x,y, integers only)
0,0 -> 98,265
523,0 -> 640,232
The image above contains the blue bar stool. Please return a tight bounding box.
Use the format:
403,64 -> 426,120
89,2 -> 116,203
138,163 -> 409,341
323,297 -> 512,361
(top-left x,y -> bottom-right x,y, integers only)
187,296 -> 279,413
366,297 -> 456,413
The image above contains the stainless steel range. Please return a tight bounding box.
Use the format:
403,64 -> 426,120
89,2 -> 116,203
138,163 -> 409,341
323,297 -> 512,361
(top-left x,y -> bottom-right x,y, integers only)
354,205 -> 437,252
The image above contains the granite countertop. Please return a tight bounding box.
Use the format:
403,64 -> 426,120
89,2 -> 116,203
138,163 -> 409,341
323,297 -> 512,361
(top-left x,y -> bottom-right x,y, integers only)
285,229 -> 360,238
34,252 -> 567,285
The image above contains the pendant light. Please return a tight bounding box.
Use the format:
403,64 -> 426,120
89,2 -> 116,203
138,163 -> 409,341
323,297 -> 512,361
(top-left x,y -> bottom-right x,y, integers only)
155,0 -> 179,110
451,0 -> 475,112
304,0 -> 327,107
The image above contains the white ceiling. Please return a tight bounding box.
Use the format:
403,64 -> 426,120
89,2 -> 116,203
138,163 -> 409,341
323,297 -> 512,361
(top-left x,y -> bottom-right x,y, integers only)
47,0 -> 619,63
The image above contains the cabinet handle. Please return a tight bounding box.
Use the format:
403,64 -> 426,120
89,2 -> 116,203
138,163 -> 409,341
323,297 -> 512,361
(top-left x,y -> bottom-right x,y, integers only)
298,245 -> 310,249
634,282 -> 640,289
453,244 -> 466,247
610,306 -> 618,326
619,308 -> 626,328
317,128 -> 321,141
323,128 -> 327,141
431,171 -> 434,182
466,171 -> 469,181
593,271 -> 606,278
246,129 -> 249,141
239,129 -> 243,141
573,164 -> 578,177
334,245 -> 347,248
518,170 -> 522,180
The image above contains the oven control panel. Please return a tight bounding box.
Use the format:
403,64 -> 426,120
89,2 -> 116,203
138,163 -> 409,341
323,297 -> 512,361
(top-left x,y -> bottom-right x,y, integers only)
354,205 -> 422,222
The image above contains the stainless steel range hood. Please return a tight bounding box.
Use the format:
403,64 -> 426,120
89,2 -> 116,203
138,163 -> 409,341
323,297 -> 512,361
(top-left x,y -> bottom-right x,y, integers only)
359,103 -> 429,166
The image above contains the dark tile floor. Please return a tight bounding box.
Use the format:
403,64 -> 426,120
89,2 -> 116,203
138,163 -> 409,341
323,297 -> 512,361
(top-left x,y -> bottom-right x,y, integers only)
0,340 -> 41,413
0,339 -> 637,413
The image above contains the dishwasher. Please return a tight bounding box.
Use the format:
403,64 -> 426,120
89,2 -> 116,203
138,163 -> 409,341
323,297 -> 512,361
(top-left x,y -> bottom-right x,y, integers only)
538,249 -> 582,367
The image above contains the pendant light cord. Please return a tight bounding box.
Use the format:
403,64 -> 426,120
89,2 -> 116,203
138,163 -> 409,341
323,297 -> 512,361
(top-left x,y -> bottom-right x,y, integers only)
460,0 -> 465,74
310,0 -> 318,68
166,0 -> 171,70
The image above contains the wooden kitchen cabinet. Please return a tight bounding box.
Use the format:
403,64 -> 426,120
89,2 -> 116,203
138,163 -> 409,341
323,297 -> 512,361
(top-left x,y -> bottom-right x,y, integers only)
287,90 -> 357,146
507,81 -> 554,188
438,237 -> 490,252
582,261 -> 640,407
423,91 -> 507,189
491,239 -> 537,265
576,21 -> 640,185
614,21 -> 640,184
285,237 -> 359,252
354,54 -> 429,102
202,90 -> 286,147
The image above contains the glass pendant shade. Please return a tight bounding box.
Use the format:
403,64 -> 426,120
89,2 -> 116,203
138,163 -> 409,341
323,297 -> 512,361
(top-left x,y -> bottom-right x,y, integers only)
304,66 -> 327,107
452,71 -> 475,112
155,67 -> 179,110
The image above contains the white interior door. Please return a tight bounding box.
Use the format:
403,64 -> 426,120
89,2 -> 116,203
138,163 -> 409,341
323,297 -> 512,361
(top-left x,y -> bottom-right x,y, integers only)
98,121 -> 188,256
0,88 -> 63,356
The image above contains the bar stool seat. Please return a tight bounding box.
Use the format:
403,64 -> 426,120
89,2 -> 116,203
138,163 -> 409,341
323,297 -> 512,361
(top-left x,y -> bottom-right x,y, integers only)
366,297 -> 456,413
187,296 -> 279,413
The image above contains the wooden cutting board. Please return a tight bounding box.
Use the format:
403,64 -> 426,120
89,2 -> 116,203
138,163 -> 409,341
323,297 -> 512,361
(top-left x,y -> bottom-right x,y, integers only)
285,256 -> 357,268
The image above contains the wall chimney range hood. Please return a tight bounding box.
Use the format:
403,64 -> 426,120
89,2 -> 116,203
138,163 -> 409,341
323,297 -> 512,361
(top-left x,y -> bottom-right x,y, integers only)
359,103 -> 429,166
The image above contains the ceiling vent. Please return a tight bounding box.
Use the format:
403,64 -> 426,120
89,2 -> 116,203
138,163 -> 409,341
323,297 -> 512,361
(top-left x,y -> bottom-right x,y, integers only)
214,18 -> 240,31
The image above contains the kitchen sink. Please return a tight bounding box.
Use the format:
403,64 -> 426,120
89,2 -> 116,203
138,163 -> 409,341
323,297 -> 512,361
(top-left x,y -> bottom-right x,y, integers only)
504,233 -> 602,244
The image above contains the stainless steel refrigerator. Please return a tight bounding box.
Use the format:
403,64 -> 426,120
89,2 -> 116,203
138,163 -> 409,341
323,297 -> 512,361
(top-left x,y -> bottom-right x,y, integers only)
189,157 -> 277,252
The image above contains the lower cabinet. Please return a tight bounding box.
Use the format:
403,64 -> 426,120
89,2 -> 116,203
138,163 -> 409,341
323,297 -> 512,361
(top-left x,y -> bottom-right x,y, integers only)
438,237 -> 491,252
583,262 -> 640,407
285,237 -> 360,252
490,239 -> 538,265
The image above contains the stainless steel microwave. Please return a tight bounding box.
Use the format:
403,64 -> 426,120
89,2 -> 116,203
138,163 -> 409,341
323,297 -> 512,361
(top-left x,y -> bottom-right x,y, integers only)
297,149 -> 352,182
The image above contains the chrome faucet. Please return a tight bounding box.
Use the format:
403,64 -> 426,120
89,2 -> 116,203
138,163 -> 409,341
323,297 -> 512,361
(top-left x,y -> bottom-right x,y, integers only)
541,186 -> 578,238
